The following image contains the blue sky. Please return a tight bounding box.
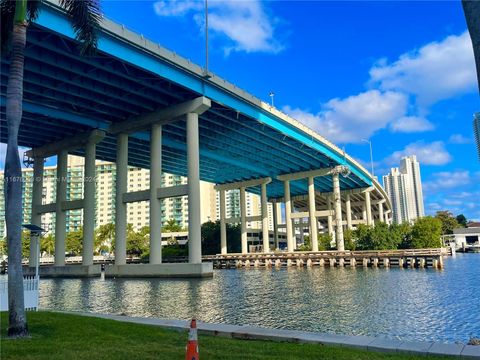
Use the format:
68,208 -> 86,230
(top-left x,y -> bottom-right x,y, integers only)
2,0 -> 478,220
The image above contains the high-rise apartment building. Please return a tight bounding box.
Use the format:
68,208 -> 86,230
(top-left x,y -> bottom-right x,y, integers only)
382,168 -> 409,224
382,155 -> 425,224
474,112 -> 480,161
399,155 -> 425,219
214,190 -> 274,230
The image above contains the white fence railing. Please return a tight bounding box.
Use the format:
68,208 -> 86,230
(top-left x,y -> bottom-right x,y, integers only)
0,275 -> 39,311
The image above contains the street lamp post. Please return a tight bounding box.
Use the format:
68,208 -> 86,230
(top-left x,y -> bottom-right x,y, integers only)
205,0 -> 208,74
22,224 -> 45,278
361,139 -> 374,177
269,92 -> 275,107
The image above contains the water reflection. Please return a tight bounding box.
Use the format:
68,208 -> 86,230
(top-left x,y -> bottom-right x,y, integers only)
38,254 -> 480,343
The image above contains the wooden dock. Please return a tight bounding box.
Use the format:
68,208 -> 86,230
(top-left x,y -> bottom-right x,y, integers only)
204,248 -> 450,269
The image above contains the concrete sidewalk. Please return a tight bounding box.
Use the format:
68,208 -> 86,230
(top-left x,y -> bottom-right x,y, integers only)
64,311 -> 480,358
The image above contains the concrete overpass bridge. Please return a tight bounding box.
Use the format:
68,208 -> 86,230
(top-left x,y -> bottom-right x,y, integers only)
1,0 -> 391,277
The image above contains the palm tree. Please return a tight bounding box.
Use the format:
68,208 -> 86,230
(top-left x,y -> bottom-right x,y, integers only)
163,219 -> 183,233
0,0 -> 101,338
462,0 -> 480,93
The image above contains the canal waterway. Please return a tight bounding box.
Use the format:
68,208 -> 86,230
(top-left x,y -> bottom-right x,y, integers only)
38,253 -> 479,343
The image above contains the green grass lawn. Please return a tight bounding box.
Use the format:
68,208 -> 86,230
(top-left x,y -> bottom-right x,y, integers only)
0,311 -> 454,360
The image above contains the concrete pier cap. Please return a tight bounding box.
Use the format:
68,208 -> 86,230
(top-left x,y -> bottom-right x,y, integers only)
104,263 -> 213,278
23,265 -> 101,278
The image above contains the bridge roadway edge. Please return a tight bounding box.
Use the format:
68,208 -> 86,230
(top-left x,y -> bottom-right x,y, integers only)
57,311 -> 480,358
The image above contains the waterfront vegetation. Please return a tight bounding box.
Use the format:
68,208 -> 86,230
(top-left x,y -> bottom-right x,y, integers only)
300,211 -> 472,252
0,219 -> 189,260
0,312 -> 456,360
300,216 -> 443,251
0,211 -> 468,259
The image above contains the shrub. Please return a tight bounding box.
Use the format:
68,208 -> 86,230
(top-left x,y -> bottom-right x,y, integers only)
343,229 -> 356,251
318,233 -> 333,250
354,223 -> 404,250
201,220 -> 241,255
410,216 -> 442,248
298,235 -> 311,251
352,224 -> 372,250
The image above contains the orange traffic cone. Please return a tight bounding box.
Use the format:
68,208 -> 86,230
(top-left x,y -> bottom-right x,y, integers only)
185,319 -> 199,360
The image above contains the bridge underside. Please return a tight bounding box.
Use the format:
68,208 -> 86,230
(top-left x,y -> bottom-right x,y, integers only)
1,1 -> 391,277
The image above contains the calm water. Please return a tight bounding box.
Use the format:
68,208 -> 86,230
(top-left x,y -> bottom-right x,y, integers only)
37,253 -> 479,343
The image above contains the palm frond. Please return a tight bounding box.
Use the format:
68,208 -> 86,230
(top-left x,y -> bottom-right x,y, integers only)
59,0 -> 101,55
27,0 -> 42,22
0,0 -> 15,52
1,0 -> 43,54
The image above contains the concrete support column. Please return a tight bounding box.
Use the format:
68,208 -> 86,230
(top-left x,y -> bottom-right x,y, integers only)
220,189 -> 227,255
378,201 -> 384,223
332,172 -> 345,251
345,194 -> 352,230
54,150 -> 68,266
240,187 -> 248,254
327,196 -> 333,237
362,203 -> 367,223
291,199 -> 297,251
384,212 -> 389,224
365,191 -> 372,226
308,177 -> 318,251
187,113 -> 202,264
115,133 -> 128,266
284,180 -> 294,252
30,157 -> 44,267
82,141 -> 96,266
273,202 -> 279,249
261,183 -> 269,253
149,123 -> 162,264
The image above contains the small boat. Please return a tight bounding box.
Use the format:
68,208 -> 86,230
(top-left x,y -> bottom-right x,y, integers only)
466,245 -> 480,253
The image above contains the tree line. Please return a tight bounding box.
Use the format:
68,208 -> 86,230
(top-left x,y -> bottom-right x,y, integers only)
1,211 -> 467,259
0,219 -> 186,259
300,211 -> 469,251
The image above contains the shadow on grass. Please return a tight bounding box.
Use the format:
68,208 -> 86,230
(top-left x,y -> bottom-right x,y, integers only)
0,311 -> 456,360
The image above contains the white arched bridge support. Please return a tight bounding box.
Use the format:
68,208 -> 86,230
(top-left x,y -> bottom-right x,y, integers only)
105,96 -> 213,277
277,165 -> 350,252
25,129 -> 105,277
365,190 -> 373,226
25,97 -> 214,278
214,177 -> 272,254
345,194 -> 352,230
272,201 -> 280,249
29,157 -> 44,268
268,180 -> 390,252
308,177 -> 318,251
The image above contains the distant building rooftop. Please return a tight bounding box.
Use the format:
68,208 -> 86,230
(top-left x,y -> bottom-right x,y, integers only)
467,222 -> 480,229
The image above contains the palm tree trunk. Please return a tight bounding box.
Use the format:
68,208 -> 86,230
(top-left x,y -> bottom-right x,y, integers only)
5,20 -> 28,337
462,0 -> 480,93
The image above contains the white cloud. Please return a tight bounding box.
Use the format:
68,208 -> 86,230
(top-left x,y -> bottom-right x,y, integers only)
153,0 -> 200,16
153,0 -> 284,54
423,170 -> 471,193
389,116 -> 434,133
285,32 -> 476,143
448,133 -> 472,144
385,141 -> 452,166
451,191 -> 476,199
369,32 -> 476,107
443,199 -> 463,206
427,202 -> 442,211
284,90 -> 407,143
